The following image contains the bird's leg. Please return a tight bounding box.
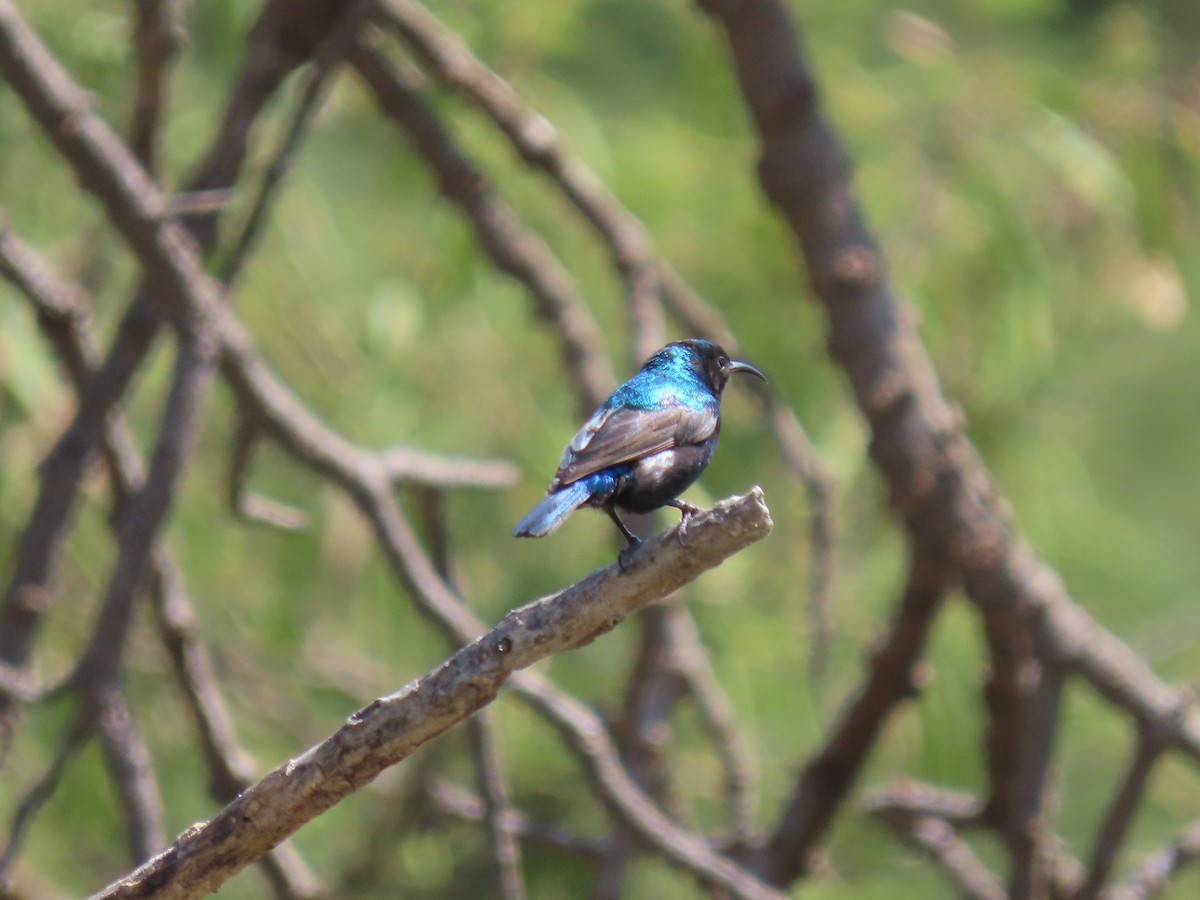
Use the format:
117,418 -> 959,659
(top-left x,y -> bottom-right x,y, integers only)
666,499 -> 704,546
607,506 -> 642,546
607,507 -> 643,570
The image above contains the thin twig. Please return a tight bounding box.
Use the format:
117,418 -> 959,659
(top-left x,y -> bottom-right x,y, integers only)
864,781 -> 989,829
95,686 -> 168,864
227,416 -> 307,530
418,487 -> 525,899
428,779 -> 609,858
868,799 -> 1006,900
220,0 -> 377,287
0,709 -> 91,881
151,552 -> 324,899
0,287 -> 160,691
661,603 -> 758,846
1109,818 -> 1200,900
466,714 -> 527,900
760,393 -> 835,683
72,326 -> 219,686
1073,731 -> 1168,899
129,0 -> 184,172
379,446 -> 519,489
593,603 -> 689,900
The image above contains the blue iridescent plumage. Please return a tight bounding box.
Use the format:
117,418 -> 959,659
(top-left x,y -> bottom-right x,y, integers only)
514,339 -> 765,544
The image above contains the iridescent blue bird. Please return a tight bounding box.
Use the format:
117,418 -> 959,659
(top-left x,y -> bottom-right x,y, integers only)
514,338 -> 765,545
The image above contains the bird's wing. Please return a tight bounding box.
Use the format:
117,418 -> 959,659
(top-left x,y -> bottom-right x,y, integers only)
550,402 -> 718,488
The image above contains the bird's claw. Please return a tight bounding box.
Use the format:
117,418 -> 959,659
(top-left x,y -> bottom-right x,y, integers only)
675,520 -> 691,547
672,501 -> 703,547
618,539 -> 643,571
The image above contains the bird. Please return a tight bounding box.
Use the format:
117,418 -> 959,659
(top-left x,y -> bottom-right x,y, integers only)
513,338 -> 765,546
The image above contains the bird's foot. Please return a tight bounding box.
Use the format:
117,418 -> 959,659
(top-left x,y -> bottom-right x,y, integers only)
617,538 -> 643,571
669,500 -> 704,547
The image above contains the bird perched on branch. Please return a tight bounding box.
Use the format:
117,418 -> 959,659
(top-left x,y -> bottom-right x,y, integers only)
514,338 -> 765,545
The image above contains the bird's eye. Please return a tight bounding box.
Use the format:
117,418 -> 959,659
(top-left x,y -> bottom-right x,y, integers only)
718,355 -> 729,367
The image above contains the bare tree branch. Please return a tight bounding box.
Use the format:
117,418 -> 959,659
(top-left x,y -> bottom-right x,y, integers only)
95,686 -> 168,864
760,394 -> 835,681
755,549 -> 947,881
428,779 -> 610,858
2,166 -> 751,900
220,0 -> 377,288
97,489 -> 775,900
1074,731 -> 1167,899
697,0 -> 1200,892
129,0 -> 185,172
378,445 -> 519,489
378,0 -> 667,363
0,710 -> 90,881
868,798 -> 1006,900
347,40 -> 614,414
1110,818 -> 1200,900
419,484 -> 525,899
593,602 -> 689,899
0,0 -> 361,698
0,0 -> 403,704
662,602 -> 758,847
3,0 -> 1194,897
73,326 -> 218,684
466,714 -> 526,900
0,219 -> 321,899
226,416 -> 308,531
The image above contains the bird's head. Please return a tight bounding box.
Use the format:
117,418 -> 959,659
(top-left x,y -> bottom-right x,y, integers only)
658,338 -> 766,395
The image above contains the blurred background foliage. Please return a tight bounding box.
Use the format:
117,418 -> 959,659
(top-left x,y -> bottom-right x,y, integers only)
1,0 -> 1199,897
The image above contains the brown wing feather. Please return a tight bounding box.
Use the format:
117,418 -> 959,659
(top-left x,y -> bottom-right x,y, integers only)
550,405 -> 716,489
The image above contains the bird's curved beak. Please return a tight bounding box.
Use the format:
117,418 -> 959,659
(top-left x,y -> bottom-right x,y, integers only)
728,359 -> 766,383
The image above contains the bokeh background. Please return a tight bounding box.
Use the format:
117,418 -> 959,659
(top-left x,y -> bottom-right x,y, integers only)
2,0 -> 1200,896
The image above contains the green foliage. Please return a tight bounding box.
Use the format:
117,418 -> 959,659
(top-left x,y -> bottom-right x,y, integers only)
2,0 -> 1199,896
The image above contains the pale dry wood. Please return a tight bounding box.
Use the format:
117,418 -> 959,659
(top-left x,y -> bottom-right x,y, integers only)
96,490 -> 774,900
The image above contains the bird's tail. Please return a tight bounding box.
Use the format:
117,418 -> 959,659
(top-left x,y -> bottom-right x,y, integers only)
513,481 -> 591,538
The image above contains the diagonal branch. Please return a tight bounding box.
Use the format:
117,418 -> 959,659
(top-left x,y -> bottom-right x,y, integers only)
378,0 -> 667,362
0,708 -> 91,880
0,220 -> 321,899
0,0 -> 364,696
1110,818 -> 1200,900
868,801 -> 1005,900
697,0 -> 1200,891
595,603 -> 690,899
95,685 -> 168,865
662,602 -> 758,846
1074,728 -> 1170,899
755,548 -> 947,882
97,489 -> 775,900
347,39 -> 614,414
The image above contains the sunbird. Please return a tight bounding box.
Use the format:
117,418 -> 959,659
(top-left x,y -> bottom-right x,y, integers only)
514,339 -> 765,545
